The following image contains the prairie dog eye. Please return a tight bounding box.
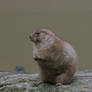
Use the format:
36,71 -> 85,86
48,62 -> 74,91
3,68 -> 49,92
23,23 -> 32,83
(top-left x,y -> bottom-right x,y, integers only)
35,31 -> 48,36
35,32 -> 40,35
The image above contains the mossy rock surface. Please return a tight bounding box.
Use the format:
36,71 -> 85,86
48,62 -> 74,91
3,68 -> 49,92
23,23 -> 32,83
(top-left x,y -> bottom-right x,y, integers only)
0,71 -> 92,92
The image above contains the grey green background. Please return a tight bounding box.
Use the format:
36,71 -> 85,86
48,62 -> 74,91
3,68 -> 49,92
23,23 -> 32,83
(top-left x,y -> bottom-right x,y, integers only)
0,0 -> 92,73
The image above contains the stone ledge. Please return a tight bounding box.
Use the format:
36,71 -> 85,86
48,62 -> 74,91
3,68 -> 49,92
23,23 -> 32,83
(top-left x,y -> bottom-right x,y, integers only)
0,70 -> 92,92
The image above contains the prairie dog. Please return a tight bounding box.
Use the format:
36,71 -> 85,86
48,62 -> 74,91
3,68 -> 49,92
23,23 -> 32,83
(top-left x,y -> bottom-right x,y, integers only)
29,29 -> 78,85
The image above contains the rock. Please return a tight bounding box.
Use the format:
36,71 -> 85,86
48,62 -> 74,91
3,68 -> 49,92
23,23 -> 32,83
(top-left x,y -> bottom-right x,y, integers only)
0,70 -> 92,92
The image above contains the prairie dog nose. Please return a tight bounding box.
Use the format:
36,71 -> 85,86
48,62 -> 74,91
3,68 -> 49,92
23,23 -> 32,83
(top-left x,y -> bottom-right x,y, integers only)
29,34 -> 39,42
29,34 -> 34,41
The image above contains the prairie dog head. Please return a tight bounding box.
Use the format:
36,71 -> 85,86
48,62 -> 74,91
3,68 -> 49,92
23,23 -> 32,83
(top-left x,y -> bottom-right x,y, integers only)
29,29 -> 55,46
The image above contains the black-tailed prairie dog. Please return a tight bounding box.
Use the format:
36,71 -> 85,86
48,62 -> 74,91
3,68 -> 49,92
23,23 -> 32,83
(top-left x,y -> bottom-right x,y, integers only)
29,29 -> 78,85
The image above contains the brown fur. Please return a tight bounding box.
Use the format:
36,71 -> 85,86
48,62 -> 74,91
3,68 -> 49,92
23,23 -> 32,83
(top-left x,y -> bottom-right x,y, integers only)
29,29 -> 78,85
